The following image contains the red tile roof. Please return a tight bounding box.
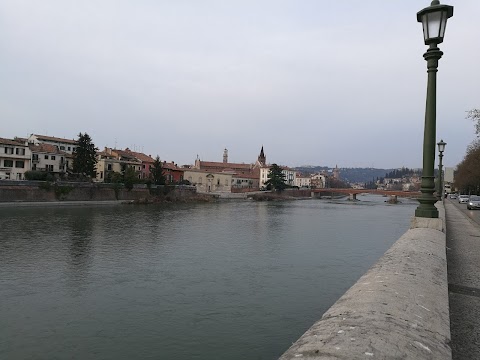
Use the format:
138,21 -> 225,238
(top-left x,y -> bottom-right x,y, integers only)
198,161 -> 253,172
0,137 -> 28,146
124,149 -> 155,163
33,134 -> 77,144
29,143 -> 67,155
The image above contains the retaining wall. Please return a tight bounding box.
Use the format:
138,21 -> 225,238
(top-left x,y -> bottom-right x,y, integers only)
280,204 -> 450,359
0,181 -> 197,202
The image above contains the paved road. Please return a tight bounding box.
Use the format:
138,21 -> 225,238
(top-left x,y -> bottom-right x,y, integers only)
445,198 -> 480,359
448,196 -> 480,226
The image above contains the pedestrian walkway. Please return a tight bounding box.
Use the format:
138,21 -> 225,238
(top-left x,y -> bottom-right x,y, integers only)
445,200 -> 480,359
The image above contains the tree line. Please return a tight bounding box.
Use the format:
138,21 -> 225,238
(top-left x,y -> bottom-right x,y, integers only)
455,110 -> 480,194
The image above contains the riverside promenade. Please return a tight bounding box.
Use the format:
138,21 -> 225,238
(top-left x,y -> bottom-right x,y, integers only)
445,199 -> 480,359
280,199 -> 480,359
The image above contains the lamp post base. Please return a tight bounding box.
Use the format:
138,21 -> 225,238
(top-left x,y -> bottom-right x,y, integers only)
415,207 -> 439,218
415,175 -> 439,218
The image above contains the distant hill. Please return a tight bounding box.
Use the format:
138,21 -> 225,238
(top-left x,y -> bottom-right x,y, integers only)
294,166 -> 395,184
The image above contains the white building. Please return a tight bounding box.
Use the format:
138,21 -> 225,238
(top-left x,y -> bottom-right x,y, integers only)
311,173 -> 326,189
282,167 -> 296,186
295,173 -> 311,188
0,138 -> 32,180
28,134 -> 77,170
29,143 -> 68,174
444,167 -> 454,184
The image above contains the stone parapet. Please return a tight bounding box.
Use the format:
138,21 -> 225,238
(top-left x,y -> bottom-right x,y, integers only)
280,203 -> 450,359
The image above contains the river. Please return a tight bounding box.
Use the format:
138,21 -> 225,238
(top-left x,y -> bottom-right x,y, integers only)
0,195 -> 417,359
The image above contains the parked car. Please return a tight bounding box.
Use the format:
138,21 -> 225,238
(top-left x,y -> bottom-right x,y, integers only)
449,193 -> 458,199
458,195 -> 470,204
467,195 -> 480,210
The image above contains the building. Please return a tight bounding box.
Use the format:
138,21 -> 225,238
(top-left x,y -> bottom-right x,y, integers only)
190,147 -> 265,192
0,138 -> 32,180
122,149 -> 155,180
183,168 -> 233,193
282,167 -> 296,186
29,143 -> 67,175
295,173 -> 311,188
444,167 -> 454,184
311,173 -> 326,189
28,134 -> 77,171
162,161 -> 185,184
95,147 -> 142,182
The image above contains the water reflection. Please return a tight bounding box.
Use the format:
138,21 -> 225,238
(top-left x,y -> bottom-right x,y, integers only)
0,196 -> 416,360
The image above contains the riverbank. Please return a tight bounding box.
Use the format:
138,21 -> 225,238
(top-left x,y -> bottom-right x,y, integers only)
0,180 -> 203,203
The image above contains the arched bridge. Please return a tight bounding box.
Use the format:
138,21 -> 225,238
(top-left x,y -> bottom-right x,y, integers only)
311,188 -> 421,201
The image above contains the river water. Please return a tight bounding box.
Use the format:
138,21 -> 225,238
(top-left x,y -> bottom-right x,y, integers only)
0,195 -> 417,359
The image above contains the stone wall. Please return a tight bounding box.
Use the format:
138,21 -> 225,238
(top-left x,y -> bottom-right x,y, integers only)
280,204 -> 450,359
0,181 -> 197,202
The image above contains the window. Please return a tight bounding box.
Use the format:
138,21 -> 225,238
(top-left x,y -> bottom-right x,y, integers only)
60,146 -> 65,150
15,148 -> 25,155
15,161 -> 24,168
46,164 -> 54,171
4,147 -> 14,154
68,147 -> 71,151
107,164 -> 112,171
44,155 -> 48,159
217,179 -> 220,185
32,164 -> 37,170
51,156 -> 56,160
4,160 -> 13,167
198,177 -> 202,184
100,172 -> 103,179
142,164 -> 146,169
33,154 -> 39,160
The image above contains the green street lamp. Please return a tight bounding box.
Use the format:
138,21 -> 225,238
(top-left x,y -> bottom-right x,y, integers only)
415,1 -> 454,218
437,139 -> 446,201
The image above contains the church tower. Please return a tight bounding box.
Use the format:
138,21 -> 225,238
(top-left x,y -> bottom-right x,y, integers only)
223,148 -> 228,163
333,164 -> 340,180
257,146 -> 266,166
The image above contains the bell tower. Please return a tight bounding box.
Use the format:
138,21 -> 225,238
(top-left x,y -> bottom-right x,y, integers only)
257,146 -> 266,166
223,148 -> 228,163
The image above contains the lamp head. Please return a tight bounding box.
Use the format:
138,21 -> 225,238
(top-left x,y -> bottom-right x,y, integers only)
417,1 -> 453,45
437,139 -> 446,153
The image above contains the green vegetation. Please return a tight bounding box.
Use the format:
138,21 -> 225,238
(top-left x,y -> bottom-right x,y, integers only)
265,164 -> 287,192
151,156 -> 166,185
73,133 -> 98,178
54,185 -> 74,200
25,170 -> 54,181
123,167 -> 139,191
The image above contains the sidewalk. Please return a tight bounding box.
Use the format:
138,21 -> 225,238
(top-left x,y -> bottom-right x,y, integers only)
445,200 -> 480,359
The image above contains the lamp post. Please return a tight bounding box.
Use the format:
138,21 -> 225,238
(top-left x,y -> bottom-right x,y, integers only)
415,1 -> 454,218
437,139 -> 446,201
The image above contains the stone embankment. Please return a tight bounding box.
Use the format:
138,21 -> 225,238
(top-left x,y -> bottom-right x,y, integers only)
0,181 -> 205,203
280,204 -> 450,360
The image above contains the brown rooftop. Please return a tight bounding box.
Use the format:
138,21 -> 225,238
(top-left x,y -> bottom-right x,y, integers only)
0,137 -> 28,146
29,143 -> 67,155
33,134 -> 77,144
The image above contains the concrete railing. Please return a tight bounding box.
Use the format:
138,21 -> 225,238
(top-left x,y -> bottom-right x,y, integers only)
280,203 -> 450,359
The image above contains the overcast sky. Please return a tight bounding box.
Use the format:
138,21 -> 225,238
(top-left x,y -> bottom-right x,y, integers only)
1,1 -> 478,169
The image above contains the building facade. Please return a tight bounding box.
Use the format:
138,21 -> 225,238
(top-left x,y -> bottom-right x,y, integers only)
0,138 -> 31,180
29,144 -> 67,174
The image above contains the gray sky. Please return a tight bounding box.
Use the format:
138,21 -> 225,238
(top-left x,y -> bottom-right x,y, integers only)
1,1 -> 478,169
